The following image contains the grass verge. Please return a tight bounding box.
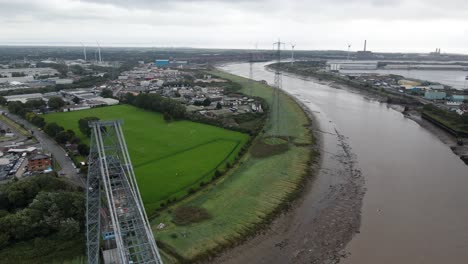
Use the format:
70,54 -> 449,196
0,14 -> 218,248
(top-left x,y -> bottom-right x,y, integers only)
152,69 -> 317,262
0,114 -> 31,137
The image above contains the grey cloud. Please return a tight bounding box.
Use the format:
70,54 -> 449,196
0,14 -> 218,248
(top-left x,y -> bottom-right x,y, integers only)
0,0 -> 467,53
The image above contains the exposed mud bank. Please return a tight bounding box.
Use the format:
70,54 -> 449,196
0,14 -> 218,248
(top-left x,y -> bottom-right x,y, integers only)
210,91 -> 365,264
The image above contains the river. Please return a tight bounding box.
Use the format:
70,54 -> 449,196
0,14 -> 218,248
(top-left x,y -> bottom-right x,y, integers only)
219,62 -> 468,264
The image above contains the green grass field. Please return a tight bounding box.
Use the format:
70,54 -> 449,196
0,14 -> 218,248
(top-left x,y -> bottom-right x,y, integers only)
153,70 -> 315,262
44,105 -> 249,212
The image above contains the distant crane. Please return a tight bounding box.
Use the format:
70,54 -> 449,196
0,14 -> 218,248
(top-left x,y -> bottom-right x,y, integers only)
347,43 -> 352,61
81,42 -> 87,61
290,43 -> 296,66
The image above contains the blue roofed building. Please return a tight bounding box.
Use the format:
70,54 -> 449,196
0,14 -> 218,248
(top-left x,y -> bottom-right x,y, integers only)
424,90 -> 446,100
450,95 -> 466,102
155,59 -> 170,67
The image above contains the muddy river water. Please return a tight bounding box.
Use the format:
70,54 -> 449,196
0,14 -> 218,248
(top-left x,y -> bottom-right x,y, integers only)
220,62 -> 468,264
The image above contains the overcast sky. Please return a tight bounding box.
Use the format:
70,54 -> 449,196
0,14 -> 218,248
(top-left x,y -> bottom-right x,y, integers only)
1,0 -> 468,54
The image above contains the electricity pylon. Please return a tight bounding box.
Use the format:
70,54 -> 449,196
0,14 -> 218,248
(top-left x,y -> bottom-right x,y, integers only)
272,39 -> 285,137
86,120 -> 163,264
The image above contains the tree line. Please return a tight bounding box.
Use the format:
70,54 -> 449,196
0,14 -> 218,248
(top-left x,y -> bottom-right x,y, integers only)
123,93 -> 186,121
0,175 -> 84,250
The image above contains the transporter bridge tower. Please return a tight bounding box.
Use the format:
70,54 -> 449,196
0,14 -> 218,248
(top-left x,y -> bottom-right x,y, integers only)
86,120 -> 163,264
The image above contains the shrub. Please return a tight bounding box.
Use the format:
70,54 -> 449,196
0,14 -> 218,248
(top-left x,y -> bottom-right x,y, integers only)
187,188 -> 196,195
172,206 -> 211,225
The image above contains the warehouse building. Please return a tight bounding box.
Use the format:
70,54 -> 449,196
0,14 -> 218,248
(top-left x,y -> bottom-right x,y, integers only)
424,91 -> 446,100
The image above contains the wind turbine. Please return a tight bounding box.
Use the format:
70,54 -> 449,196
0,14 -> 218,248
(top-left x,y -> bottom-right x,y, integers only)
96,41 -> 102,64
347,43 -> 352,61
290,43 -> 296,65
81,42 -> 87,61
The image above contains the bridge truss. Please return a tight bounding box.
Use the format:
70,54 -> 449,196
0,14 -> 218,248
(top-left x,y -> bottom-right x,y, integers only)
86,120 -> 163,264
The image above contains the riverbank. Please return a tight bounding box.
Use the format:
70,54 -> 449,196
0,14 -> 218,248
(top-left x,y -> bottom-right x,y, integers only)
222,61 -> 468,264
267,63 -> 421,106
211,86 -> 365,264
152,70 -> 318,263
267,64 -> 468,167
405,111 -> 468,164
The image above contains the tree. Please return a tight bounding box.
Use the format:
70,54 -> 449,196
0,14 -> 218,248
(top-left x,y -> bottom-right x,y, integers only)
462,114 -> 468,124
216,102 -> 222,109
58,218 -> 80,240
72,97 -> 81,104
54,131 -> 73,144
8,101 -> 24,115
202,98 -> 211,106
78,117 -> 99,137
100,88 -> 113,98
77,143 -> 90,156
123,92 -> 136,104
0,232 -> 9,249
32,116 -> 46,128
48,97 -> 65,110
26,113 -> 46,128
25,99 -> 46,110
163,112 -> 172,121
0,96 -> 7,106
70,136 -> 81,144
44,122 -> 64,137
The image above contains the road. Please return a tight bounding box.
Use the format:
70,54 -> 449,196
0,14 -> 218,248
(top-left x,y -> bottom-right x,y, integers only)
2,110 -> 84,186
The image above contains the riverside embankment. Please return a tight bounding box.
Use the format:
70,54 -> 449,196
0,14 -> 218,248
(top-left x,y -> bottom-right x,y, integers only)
219,62 -> 468,264
153,69 -> 317,263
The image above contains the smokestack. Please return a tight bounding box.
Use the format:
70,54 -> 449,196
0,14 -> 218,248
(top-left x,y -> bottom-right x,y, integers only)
364,40 -> 367,52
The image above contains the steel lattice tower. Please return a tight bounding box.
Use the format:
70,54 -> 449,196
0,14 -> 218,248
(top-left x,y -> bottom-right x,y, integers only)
272,39 -> 285,137
86,120 -> 163,264
249,60 -> 254,96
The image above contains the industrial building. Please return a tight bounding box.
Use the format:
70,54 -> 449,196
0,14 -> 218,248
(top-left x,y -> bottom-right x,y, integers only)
450,95 -> 467,102
5,93 -> 44,103
328,61 -> 378,71
424,91 -> 446,100
356,40 -> 374,59
155,59 -> 170,67
0,67 -> 59,77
